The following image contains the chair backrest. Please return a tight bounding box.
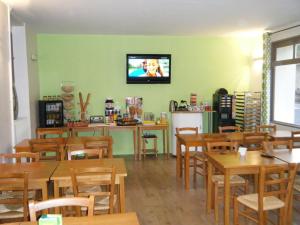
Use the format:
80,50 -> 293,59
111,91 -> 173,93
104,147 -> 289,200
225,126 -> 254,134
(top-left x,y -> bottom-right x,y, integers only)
258,164 -> 297,217
36,128 -> 67,139
28,196 -> 95,221
83,136 -> 113,158
206,141 -> 239,153
175,127 -> 198,135
67,148 -> 103,160
29,139 -> 62,161
243,132 -> 268,151
0,173 -> 28,221
70,167 -> 116,214
263,140 -> 293,151
0,152 -> 40,163
256,124 -> 276,133
291,131 -> 300,148
202,133 -> 227,150
218,126 -> 240,133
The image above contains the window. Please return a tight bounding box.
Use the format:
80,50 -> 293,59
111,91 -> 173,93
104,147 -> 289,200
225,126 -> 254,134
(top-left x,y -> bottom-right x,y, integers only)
271,35 -> 300,127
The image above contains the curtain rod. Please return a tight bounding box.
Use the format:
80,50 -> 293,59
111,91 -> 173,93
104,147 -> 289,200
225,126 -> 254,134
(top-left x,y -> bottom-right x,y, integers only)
271,24 -> 300,35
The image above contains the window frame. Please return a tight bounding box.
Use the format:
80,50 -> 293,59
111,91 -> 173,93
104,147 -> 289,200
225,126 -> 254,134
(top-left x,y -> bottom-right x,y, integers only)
270,35 -> 300,128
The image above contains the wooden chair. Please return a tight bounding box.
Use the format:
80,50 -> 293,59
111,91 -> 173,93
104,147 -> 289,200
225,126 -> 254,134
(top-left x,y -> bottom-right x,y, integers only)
256,124 -> 277,133
207,141 -> 248,223
291,131 -> 300,148
0,152 -> 40,163
0,173 -> 28,221
193,133 -> 228,185
218,126 -> 240,133
294,175 -> 300,213
263,140 -> 293,152
70,167 -> 116,214
243,132 -> 268,151
28,196 -> 95,221
36,128 -> 67,138
83,136 -> 113,158
176,127 -> 200,181
67,148 -> 103,160
234,163 -> 297,225
29,139 -> 62,161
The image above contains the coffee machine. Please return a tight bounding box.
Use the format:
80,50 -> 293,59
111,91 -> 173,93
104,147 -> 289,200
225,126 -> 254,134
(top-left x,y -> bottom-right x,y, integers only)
212,88 -> 235,132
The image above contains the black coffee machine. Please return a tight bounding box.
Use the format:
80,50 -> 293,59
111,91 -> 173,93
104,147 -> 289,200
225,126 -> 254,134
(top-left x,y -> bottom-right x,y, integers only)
212,88 -> 235,132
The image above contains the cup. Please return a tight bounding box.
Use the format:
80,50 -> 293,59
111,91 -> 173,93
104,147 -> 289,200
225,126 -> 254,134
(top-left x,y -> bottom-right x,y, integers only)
238,147 -> 247,157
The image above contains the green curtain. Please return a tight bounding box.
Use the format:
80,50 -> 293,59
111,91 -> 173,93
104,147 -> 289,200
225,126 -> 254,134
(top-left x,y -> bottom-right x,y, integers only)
261,32 -> 271,124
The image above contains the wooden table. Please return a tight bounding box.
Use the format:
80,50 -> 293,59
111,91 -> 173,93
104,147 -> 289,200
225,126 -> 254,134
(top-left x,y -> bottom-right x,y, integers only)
265,148 -> 300,225
66,136 -> 113,158
15,137 -> 113,160
15,138 -> 66,160
205,151 -> 287,225
138,124 -> 169,160
269,130 -> 292,141
50,158 -> 127,213
105,125 -> 138,160
2,212 -> 140,225
0,161 -> 58,200
176,132 -> 244,189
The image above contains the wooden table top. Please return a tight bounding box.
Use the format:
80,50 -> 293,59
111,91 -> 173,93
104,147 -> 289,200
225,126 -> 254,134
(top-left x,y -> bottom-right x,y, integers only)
0,161 -> 58,181
2,212 -> 140,225
66,136 -> 113,145
15,138 -> 66,150
176,132 -> 244,146
269,130 -> 292,139
51,158 -> 127,180
205,151 -> 286,169
266,148 -> 300,164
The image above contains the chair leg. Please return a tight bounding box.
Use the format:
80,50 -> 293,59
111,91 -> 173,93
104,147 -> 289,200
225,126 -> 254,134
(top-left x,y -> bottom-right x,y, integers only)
193,157 -> 197,183
244,180 -> 248,194
214,182 -> 219,223
258,207 -> 264,225
233,197 -> 239,225
279,208 -> 284,225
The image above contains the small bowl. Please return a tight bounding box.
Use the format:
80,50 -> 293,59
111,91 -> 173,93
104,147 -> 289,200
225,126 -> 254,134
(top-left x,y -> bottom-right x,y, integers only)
61,85 -> 74,93
64,102 -> 74,110
61,93 -> 74,101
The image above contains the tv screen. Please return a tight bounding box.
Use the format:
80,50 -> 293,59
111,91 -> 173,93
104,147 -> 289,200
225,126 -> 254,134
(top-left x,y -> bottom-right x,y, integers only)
127,54 -> 171,84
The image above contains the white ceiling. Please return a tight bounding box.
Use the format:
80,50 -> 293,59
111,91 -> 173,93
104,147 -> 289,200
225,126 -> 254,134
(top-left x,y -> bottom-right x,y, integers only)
5,0 -> 300,35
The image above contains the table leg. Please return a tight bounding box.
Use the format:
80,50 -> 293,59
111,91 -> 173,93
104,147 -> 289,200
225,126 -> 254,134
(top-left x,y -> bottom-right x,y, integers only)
139,128 -> 142,160
41,182 -> 48,200
184,145 -> 190,190
176,137 -> 181,178
166,127 -> 169,159
163,128 -> 166,157
133,128 -> 137,160
207,160 -> 212,214
60,145 -> 65,161
119,176 -> 125,213
54,180 -> 60,214
224,169 -> 230,225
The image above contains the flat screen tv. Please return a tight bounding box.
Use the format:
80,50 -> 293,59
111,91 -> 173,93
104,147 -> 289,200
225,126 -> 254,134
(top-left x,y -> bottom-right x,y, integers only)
127,54 -> 171,84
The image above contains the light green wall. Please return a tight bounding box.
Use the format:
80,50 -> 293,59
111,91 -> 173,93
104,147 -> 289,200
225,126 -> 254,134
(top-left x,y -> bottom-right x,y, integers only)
37,34 -> 262,155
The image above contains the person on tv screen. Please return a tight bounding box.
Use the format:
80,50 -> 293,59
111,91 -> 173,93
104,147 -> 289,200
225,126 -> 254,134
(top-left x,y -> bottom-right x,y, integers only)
129,60 -> 147,77
138,59 -> 164,77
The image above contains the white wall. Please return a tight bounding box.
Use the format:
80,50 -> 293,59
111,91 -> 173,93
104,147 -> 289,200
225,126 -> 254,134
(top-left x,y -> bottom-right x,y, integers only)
0,1 -> 13,153
25,26 -> 39,137
12,25 -> 32,143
